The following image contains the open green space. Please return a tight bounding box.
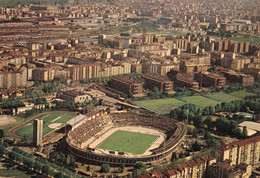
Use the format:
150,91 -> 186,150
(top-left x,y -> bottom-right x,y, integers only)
16,113 -> 74,138
229,90 -> 257,98
133,90 -> 257,114
0,168 -> 31,178
231,36 -> 260,44
133,98 -> 186,114
205,92 -> 242,102
179,96 -> 221,108
97,130 -> 159,155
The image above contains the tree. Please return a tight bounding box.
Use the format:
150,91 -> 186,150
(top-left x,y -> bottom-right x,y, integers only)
55,172 -> 64,178
65,155 -> 71,166
204,117 -> 213,129
9,151 -> 18,162
171,152 -> 177,162
0,146 -> 8,155
193,116 -> 203,127
120,163 -> 125,171
133,162 -> 146,177
17,154 -> 23,163
242,126 -> 248,138
42,165 -> 51,175
208,106 -> 215,115
192,127 -> 199,138
86,165 -> 90,171
215,117 -> 229,133
100,164 -> 110,173
192,141 -> 201,151
134,162 -> 146,170
179,152 -> 185,158
204,132 -> 213,140
35,162 -> 43,172
0,129 -> 4,138
206,138 -> 218,148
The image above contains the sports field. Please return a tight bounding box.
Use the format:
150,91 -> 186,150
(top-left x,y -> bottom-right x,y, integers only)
97,130 -> 159,155
132,91 -> 253,114
205,92 -> 242,102
16,113 -> 74,138
180,96 -> 220,107
133,98 -> 186,114
229,90 -> 256,98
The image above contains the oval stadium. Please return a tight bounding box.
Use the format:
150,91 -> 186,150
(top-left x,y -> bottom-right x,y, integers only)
66,111 -> 186,166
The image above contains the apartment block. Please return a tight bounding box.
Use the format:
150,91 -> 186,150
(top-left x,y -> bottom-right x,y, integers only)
195,72 -> 226,88
218,68 -> 254,86
244,68 -> 260,82
216,135 -> 260,166
32,68 -> 55,81
142,74 -> 174,94
59,90 -> 91,103
174,77 -> 199,90
163,156 -> 216,178
70,63 -> 101,81
208,161 -> 252,178
110,76 -> 144,97
0,65 -> 27,89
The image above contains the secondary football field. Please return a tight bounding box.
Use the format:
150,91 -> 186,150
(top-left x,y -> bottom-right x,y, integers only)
16,113 -> 74,138
97,130 -> 159,155
132,91 -> 254,114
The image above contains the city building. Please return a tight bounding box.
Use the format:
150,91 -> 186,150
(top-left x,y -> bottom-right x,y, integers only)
218,67 -> 254,86
110,76 -> 144,97
142,74 -> 174,94
163,156 -> 216,178
195,72 -> 226,88
32,68 -> 55,81
59,90 -> 92,103
216,135 -> 260,166
33,119 -> 43,147
208,160 -> 252,178
0,64 -> 27,89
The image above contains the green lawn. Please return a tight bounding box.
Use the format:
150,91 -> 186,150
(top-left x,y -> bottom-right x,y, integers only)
205,92 -> 242,102
229,90 -> 256,98
132,98 -> 186,114
0,168 -> 31,178
16,113 -> 74,138
97,130 -> 159,155
179,96 -> 221,108
231,36 -> 260,44
132,91 -> 254,114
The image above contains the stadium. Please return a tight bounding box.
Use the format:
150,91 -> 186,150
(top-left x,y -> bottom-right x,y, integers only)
66,110 -> 186,165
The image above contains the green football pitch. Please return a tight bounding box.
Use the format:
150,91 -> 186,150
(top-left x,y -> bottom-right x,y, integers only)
97,130 -> 159,155
16,113 -> 74,138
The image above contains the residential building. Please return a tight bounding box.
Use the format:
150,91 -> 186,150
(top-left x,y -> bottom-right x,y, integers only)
163,156 -> 216,178
59,90 -> 91,103
32,68 -> 55,81
195,72 -> 226,88
215,135 -> 260,166
142,74 -> 174,94
208,160 -> 252,178
0,65 -> 27,89
218,68 -> 254,86
110,76 -> 144,97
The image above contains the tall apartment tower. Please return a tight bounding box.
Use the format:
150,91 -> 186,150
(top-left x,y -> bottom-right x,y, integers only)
33,119 -> 43,147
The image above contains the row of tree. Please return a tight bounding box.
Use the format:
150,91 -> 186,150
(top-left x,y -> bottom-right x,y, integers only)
31,98 -> 47,105
50,151 -> 76,167
0,145 -> 83,178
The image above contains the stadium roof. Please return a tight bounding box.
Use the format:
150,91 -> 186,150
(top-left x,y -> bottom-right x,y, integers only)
239,121 -> 260,132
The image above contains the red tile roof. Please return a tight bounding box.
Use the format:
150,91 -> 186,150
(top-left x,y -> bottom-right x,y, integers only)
217,135 -> 260,151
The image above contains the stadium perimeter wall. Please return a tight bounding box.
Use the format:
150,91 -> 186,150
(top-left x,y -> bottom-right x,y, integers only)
66,111 -> 186,165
